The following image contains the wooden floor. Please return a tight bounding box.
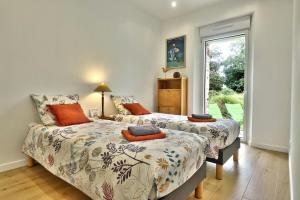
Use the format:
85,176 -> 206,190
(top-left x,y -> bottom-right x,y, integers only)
0,144 -> 289,200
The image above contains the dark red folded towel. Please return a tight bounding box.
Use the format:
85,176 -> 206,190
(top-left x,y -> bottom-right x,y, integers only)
121,130 -> 166,141
187,116 -> 217,123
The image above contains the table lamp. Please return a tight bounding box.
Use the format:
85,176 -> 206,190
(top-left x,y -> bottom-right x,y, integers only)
94,82 -> 112,119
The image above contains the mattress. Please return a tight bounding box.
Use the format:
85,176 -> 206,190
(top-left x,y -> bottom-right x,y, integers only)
114,113 -> 240,159
22,120 -> 208,200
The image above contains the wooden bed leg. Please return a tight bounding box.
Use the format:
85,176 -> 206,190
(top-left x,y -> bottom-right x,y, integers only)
216,164 -> 223,180
26,156 -> 35,167
195,180 -> 204,199
233,150 -> 239,162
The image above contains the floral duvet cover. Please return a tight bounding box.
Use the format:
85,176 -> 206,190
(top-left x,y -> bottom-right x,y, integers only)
114,113 -> 240,159
22,120 -> 208,200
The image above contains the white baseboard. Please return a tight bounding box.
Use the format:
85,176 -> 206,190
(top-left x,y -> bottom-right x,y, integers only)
250,142 -> 289,153
0,159 -> 26,173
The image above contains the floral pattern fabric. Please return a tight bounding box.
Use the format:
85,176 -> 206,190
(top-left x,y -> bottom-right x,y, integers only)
22,120 -> 208,200
113,113 -> 240,159
31,94 -> 79,125
110,95 -> 137,115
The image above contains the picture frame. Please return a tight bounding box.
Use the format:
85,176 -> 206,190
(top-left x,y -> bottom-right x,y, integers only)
166,35 -> 186,69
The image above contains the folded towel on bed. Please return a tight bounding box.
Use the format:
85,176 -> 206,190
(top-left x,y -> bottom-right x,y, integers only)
188,116 -> 217,123
191,114 -> 213,119
128,125 -> 161,136
121,130 -> 166,141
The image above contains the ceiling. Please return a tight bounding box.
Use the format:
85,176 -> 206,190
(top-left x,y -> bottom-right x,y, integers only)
128,0 -> 225,20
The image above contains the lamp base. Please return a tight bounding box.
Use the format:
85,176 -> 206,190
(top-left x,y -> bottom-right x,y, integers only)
99,115 -> 114,121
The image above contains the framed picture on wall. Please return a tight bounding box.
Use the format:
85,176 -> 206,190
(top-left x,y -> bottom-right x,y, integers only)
166,35 -> 186,69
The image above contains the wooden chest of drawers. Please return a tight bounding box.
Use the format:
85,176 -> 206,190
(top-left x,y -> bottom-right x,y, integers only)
157,77 -> 187,115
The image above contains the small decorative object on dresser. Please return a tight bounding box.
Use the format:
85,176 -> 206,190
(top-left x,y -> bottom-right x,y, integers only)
157,77 -> 187,115
94,82 -> 112,119
173,71 -> 181,78
161,66 -> 170,79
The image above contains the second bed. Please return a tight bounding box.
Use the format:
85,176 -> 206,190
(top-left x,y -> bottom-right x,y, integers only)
113,112 -> 241,180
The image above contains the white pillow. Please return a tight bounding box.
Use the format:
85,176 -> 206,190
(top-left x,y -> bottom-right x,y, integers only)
110,95 -> 137,115
31,94 -> 79,125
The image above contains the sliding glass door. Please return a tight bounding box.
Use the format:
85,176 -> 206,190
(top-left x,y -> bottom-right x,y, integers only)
203,32 -> 248,141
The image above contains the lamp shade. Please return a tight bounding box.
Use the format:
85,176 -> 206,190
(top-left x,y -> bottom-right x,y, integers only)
94,82 -> 112,92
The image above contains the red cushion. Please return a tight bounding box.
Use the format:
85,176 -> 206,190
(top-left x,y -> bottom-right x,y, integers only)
48,103 -> 91,126
122,103 -> 151,115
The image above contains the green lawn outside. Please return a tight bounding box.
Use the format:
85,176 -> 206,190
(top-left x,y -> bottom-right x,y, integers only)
208,90 -> 244,129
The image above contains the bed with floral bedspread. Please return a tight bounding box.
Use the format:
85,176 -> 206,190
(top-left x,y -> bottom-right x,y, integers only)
113,113 -> 240,159
22,120 -> 209,200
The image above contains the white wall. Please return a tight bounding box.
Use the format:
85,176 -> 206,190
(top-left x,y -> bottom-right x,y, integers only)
0,0 -> 161,170
290,0 -> 300,198
159,0 -> 293,152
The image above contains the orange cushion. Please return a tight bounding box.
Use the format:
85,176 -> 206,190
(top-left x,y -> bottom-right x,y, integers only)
48,103 -> 91,126
121,130 -> 166,141
122,103 -> 151,115
187,116 -> 217,123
